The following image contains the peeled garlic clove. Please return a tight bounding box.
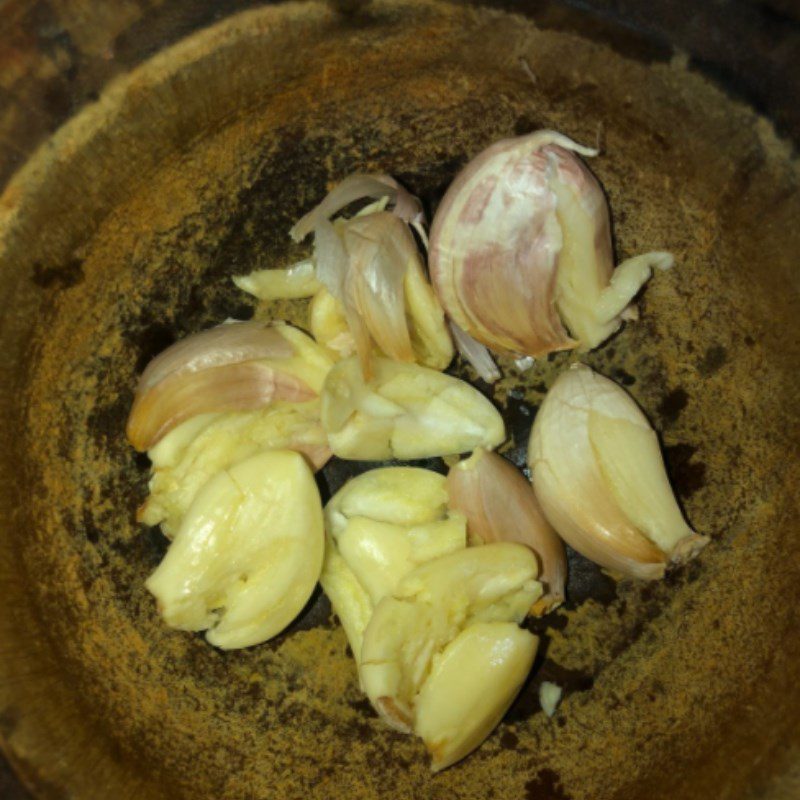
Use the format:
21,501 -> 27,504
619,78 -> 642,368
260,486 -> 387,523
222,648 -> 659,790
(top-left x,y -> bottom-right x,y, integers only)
127,322 -> 333,451
321,467 -> 466,662
232,259 -> 321,300
429,129 -> 670,357
139,401 -> 331,537
404,256 -> 454,371
359,543 -> 540,744
447,448 -> 567,615
145,450 -> 324,649
309,288 -> 356,358
415,622 -> 537,771
321,356 -> 505,460
320,532 -> 374,664
528,363 -> 708,579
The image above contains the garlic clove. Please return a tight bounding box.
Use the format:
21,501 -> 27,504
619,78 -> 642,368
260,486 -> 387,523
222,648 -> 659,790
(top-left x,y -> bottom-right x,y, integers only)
139,401 -> 330,538
293,173 -> 452,376
320,532 -> 374,665
588,411 -> 707,563
528,363 -> 707,579
447,447 -> 567,615
127,361 -> 315,453
342,211 -> 417,370
404,256 -> 455,371
331,466 -> 450,527
429,131 -> 589,357
429,129 -> 672,358
321,467 -> 467,662
232,259 -> 321,300
414,622 -> 538,771
145,450 -> 324,649
359,543 -> 540,748
127,322 -> 333,451
321,356 -> 505,460
309,288 -> 356,358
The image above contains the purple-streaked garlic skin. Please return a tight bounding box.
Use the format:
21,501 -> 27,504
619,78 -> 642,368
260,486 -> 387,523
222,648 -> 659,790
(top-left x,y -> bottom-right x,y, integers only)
446,447 -> 567,615
127,361 -> 315,452
126,321 -> 317,451
431,129 -> 670,360
136,320 -> 293,397
430,131 -> 599,358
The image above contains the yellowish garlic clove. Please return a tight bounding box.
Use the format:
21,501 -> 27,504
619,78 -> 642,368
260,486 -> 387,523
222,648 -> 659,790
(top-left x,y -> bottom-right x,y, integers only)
309,288 -> 356,358
528,363 -> 708,580
232,258 -> 321,300
429,129 -> 672,361
415,622 -> 537,771
139,401 -> 331,538
359,543 -> 540,757
126,321 -> 333,451
320,467 -> 467,664
320,356 -> 505,460
145,450 -> 324,649
447,447 -> 567,615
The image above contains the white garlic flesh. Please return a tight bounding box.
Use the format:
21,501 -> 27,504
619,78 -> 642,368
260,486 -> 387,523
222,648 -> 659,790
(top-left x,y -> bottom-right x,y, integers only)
359,543 -> 540,767
145,450 -> 324,649
528,363 -> 708,579
320,467 -> 467,663
139,401 -> 330,538
321,356 -> 505,460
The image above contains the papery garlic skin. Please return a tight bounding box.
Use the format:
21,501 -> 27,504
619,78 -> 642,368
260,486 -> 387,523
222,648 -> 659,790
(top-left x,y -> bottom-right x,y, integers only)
139,401 -> 330,538
321,356 -> 505,460
320,467 -> 467,663
447,448 -> 567,614
429,130 -> 670,357
145,450 -> 324,649
127,321 -> 333,451
528,364 -> 707,579
359,543 -> 540,758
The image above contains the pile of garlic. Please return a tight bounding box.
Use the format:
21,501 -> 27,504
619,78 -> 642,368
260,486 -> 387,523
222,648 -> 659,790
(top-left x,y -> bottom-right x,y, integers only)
127,131 -> 706,771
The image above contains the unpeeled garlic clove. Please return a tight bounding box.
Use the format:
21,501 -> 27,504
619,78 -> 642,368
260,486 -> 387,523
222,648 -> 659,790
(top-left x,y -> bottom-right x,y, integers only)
145,450 -> 324,649
429,129 -> 672,358
359,543 -> 540,754
447,447 -> 567,614
320,356 -> 505,460
291,174 -> 453,376
320,467 -> 467,663
139,401 -> 331,538
528,363 -> 708,579
127,321 -> 333,451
